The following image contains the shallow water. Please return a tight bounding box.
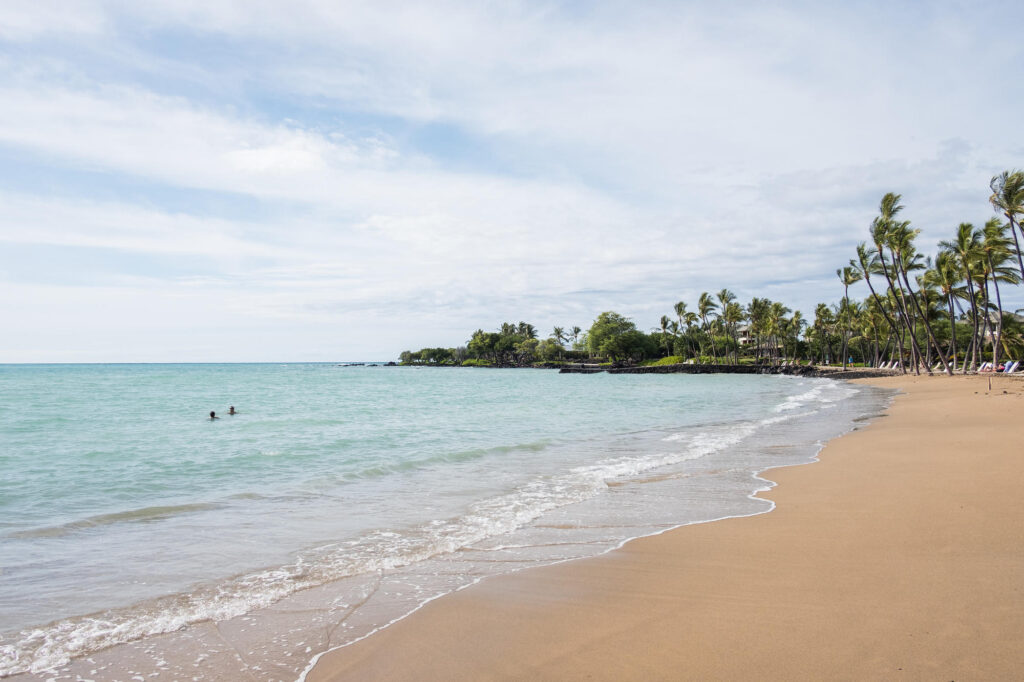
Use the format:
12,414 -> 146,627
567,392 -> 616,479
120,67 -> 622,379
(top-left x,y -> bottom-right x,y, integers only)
0,364 -> 891,679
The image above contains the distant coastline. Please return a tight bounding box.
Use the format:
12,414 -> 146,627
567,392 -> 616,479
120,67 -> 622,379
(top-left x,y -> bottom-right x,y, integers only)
401,177 -> 1024,377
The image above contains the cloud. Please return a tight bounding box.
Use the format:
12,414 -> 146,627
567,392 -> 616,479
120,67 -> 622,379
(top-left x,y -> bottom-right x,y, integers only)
0,1 -> 1022,360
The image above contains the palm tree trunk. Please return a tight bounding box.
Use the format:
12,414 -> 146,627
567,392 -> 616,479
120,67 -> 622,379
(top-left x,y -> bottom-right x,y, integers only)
894,256 -> 950,374
878,248 -> 922,374
987,253 -> 1006,369
861,272 -> 903,372
946,294 -> 957,372
1006,213 -> 1024,283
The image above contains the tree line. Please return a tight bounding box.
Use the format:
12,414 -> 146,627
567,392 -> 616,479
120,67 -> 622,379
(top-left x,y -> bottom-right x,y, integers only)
399,170 -> 1024,372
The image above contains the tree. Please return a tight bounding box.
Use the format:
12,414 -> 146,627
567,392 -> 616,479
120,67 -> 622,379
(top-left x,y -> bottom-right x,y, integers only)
697,292 -> 719,362
924,250 -> 965,371
836,266 -> 862,370
979,217 -> 1020,367
570,326 -> 582,347
989,170 -> 1024,281
586,312 -> 637,359
939,224 -> 984,372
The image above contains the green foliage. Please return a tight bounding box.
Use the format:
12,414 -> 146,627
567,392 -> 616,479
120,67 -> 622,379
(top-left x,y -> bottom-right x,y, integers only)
586,311 -> 636,354
461,358 -> 491,367
641,355 -> 686,366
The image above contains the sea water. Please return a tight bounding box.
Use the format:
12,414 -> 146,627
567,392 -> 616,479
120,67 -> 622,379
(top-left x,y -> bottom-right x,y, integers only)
0,364 -> 891,680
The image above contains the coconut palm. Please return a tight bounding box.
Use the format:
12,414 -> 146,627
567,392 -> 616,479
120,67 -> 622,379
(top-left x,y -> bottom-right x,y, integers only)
723,301 -> 745,363
887,222 -> 950,373
979,218 -> 1020,367
939,223 -> 984,372
870,196 -> 924,373
836,266 -> 862,370
658,315 -> 673,355
924,250 -> 966,371
697,292 -> 719,362
851,243 -> 903,369
570,326 -> 582,348
989,170 -> 1024,281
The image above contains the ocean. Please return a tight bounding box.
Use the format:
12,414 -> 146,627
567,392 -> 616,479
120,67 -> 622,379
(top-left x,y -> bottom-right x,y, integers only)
0,364 -> 891,680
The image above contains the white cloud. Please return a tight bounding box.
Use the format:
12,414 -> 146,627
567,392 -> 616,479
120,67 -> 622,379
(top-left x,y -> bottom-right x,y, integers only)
0,1 -> 1021,360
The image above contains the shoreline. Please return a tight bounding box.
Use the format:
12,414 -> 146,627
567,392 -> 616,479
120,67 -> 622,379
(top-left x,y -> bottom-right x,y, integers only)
306,374 -> 1024,680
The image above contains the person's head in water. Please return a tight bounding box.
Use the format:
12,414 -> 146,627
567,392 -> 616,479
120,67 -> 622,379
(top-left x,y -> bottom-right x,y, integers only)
210,411 -> 217,419
228,406 -> 236,415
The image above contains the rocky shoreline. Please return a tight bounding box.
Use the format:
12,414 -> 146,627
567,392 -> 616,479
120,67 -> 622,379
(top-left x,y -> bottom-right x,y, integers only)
558,363 -> 909,379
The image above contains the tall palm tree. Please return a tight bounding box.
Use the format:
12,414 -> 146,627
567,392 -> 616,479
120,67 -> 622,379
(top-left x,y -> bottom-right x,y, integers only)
939,223 -> 983,372
570,326 -> 582,348
851,243 -> 902,369
673,301 -> 688,331
888,224 -> 952,374
924,250 -> 965,371
517,322 -> 538,339
874,193 -> 950,373
836,266 -> 862,370
979,217 -> 1020,367
870,196 -> 924,373
722,302 -> 744,363
658,315 -> 673,356
989,170 -> 1024,281
697,292 -> 719,362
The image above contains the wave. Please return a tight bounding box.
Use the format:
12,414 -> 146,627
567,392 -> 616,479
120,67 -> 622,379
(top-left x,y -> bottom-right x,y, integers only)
7,502 -> 221,539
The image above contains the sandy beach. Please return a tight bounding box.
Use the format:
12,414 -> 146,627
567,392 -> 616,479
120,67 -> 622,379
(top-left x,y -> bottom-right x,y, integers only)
307,374 -> 1024,681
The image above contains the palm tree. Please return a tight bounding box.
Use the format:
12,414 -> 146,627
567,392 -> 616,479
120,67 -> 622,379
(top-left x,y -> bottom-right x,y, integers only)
673,301 -> 688,331
874,193 -> 950,374
924,250 -> 965,371
851,243 -> 902,369
979,218 -> 1020,367
889,224 -> 952,374
836,266 -> 862,370
870,197 -> 923,373
517,322 -> 538,339
570,326 -> 582,348
939,223 -> 983,372
697,292 -> 719,362
989,170 -> 1024,281
723,301 -> 745,363
658,315 -> 673,356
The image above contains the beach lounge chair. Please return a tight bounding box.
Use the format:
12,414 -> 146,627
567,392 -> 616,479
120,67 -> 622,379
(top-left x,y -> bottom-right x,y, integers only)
1005,361 -> 1019,373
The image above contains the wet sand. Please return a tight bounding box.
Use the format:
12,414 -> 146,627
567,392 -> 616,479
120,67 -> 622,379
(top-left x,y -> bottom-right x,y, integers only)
307,374 -> 1024,681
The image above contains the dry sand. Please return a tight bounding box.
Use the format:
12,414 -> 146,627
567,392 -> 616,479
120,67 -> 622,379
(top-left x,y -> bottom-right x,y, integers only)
307,374 -> 1024,681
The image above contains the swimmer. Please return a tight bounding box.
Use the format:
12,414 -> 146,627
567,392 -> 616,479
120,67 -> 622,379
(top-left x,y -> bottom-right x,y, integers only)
209,411 -> 219,420
228,406 -> 237,415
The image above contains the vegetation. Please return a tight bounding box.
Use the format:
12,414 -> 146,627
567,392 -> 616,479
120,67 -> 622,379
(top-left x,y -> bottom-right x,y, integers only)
399,170 -> 1024,373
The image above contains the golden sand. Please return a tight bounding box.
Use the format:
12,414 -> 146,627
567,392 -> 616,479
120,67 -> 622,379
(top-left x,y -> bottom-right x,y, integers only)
308,374 -> 1024,681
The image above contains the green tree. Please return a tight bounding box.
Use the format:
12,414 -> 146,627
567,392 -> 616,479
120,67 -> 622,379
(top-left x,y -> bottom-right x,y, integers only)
586,311 -> 637,358
836,266 -> 862,370
989,170 -> 1024,281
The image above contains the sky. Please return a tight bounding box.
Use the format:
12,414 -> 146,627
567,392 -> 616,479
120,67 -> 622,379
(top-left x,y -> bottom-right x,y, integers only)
1,0 -> 1022,362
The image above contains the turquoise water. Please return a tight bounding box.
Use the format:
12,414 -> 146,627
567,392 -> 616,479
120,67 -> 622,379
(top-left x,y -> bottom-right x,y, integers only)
0,364 -> 890,679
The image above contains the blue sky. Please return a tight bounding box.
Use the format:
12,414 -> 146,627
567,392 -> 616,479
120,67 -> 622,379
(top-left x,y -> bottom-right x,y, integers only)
1,0 -> 1022,361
